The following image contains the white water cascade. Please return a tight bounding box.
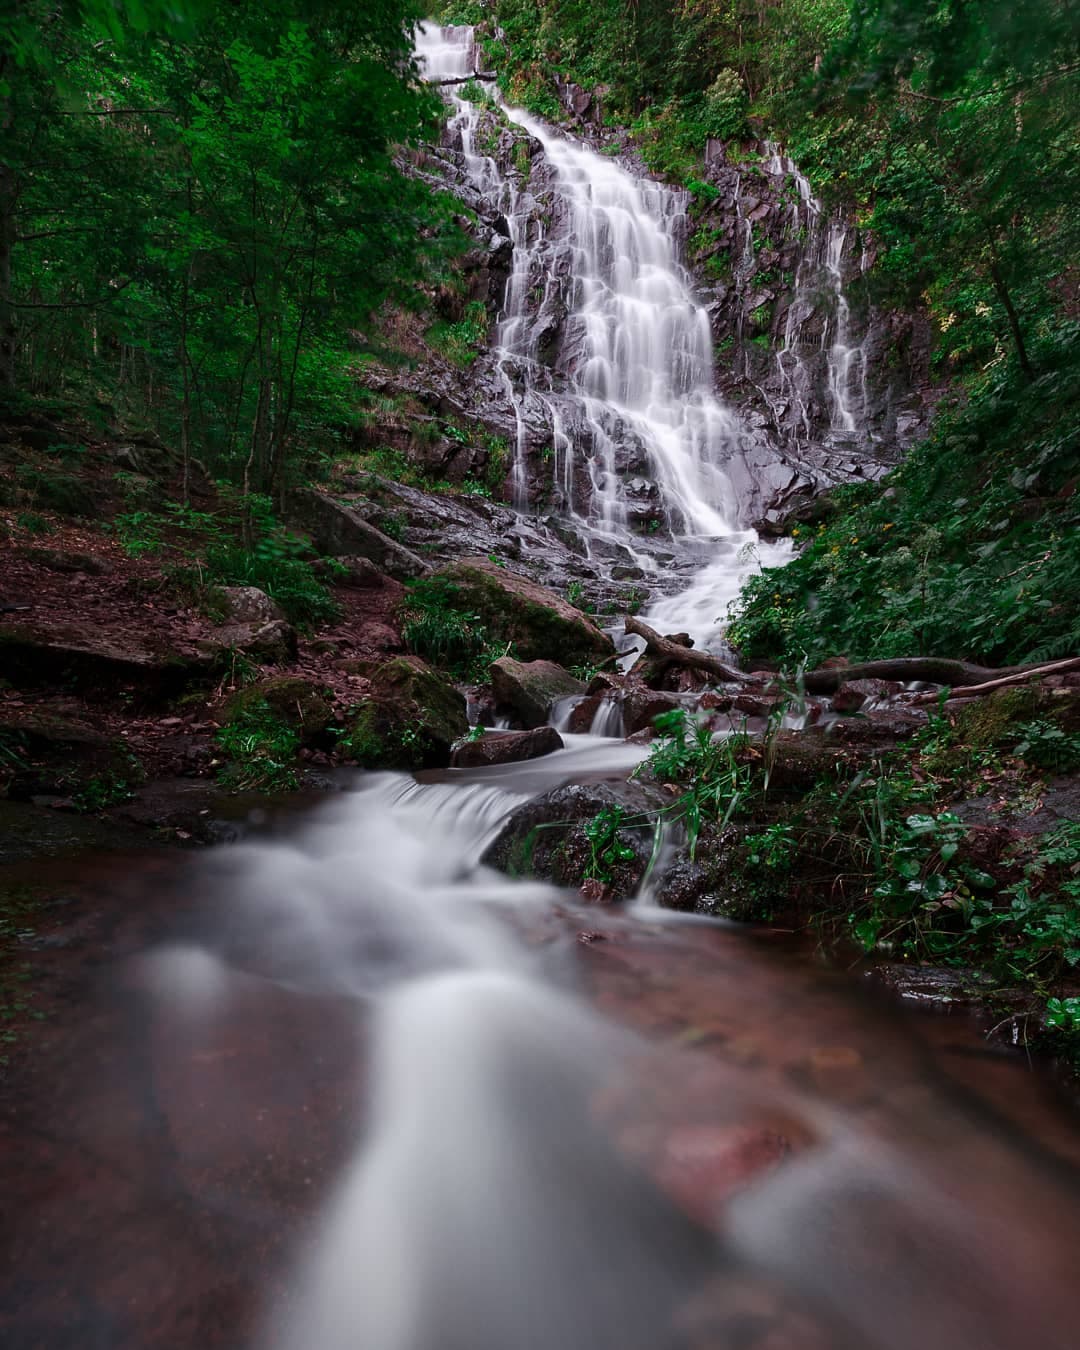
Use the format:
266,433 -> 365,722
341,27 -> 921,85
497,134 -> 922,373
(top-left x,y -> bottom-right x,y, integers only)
765,144 -> 870,447
416,23 -> 791,652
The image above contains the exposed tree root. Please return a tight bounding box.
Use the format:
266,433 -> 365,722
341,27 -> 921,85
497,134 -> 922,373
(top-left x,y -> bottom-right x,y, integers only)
624,617 -> 745,684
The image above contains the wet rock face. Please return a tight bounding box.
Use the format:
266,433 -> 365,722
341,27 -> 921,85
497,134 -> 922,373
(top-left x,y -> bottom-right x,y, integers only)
490,657 -> 585,729
687,146 -> 934,513
450,724 -> 563,768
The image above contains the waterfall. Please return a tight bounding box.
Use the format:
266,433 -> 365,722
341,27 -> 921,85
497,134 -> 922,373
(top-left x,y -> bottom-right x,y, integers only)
765,144 -> 869,446
416,23 -> 792,651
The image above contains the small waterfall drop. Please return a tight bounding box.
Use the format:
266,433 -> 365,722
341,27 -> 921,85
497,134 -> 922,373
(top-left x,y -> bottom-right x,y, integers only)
765,144 -> 869,447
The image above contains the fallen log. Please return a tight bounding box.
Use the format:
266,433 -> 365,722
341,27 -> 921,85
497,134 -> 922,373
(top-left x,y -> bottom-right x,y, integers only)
910,656 -> 1080,705
624,616 -> 746,684
433,73 -> 498,86
800,657 -> 1008,694
625,617 -> 1079,703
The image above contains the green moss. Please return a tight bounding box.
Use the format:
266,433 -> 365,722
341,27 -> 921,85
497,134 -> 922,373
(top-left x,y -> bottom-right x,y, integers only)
952,687 -> 1042,747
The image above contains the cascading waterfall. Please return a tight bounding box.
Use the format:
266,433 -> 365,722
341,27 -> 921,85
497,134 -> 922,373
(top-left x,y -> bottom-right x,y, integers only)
765,143 -> 870,446
416,23 -> 793,651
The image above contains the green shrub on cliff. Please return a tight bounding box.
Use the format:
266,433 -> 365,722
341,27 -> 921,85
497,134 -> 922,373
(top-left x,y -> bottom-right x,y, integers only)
728,335 -> 1080,667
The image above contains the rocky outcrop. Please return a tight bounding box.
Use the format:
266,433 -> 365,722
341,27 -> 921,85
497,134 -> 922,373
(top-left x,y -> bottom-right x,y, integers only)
434,557 -> 615,667
288,488 -> 430,581
490,657 -> 585,728
0,617 -> 216,700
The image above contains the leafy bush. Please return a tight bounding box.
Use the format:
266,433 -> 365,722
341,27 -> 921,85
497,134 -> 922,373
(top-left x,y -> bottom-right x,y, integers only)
204,539 -> 340,631
399,575 -> 497,679
426,300 -> 489,367
15,512 -> 53,536
729,336 -> 1080,667
702,69 -> 749,139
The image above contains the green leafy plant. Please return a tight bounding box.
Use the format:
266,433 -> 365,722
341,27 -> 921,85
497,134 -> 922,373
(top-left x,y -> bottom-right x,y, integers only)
215,699 -> 300,792
1013,719 -> 1080,774
15,512 -> 53,536
399,575 -> 498,680
583,805 -> 638,882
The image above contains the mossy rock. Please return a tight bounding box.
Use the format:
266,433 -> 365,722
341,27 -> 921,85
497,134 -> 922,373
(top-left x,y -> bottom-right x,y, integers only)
433,557 -> 615,667
953,687 -> 1045,746
482,779 -> 665,894
340,657 -> 467,770
490,657 -> 585,729
221,676 -> 334,744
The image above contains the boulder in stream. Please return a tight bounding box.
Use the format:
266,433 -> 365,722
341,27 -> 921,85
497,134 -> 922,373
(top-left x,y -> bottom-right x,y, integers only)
490,657 -> 585,729
450,725 -> 564,768
483,779 -> 666,896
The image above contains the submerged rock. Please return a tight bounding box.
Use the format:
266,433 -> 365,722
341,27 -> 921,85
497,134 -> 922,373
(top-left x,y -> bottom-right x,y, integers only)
450,725 -> 564,768
490,657 -> 585,728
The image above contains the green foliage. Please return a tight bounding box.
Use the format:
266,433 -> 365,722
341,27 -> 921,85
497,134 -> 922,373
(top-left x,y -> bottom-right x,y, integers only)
1046,997 -> 1080,1034
729,337 -> 1080,666
1013,721 -> 1080,775
113,510 -> 164,557
639,708 -> 754,860
215,698 -> 300,792
72,771 -> 138,813
426,301 -> 490,367
3,0 -> 452,494
583,805 -> 637,882
399,575 -> 500,680
15,512 -> 53,536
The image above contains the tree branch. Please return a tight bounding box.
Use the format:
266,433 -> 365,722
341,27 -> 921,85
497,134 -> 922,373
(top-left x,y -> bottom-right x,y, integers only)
432,73 -> 497,86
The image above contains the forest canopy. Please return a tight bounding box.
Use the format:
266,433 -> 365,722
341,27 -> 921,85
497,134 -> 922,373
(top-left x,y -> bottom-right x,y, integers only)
1,0 -> 450,494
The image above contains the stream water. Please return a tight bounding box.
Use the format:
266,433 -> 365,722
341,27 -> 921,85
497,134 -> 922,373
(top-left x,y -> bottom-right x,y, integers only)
5,23 -> 1080,1350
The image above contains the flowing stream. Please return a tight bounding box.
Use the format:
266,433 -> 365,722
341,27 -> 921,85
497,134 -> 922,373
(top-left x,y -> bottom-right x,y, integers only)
6,24 -> 1080,1350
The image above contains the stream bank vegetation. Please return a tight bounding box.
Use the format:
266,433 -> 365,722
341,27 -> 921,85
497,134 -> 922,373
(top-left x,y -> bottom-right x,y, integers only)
574,681 -> 1080,1057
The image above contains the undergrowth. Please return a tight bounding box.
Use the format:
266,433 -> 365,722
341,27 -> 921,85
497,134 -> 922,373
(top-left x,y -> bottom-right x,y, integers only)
729,335 -> 1080,667
215,699 -> 300,793
399,574 -> 508,681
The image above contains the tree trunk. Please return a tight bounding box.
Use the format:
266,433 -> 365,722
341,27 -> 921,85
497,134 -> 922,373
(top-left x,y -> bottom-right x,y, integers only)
0,142 -> 17,390
988,258 -> 1035,383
